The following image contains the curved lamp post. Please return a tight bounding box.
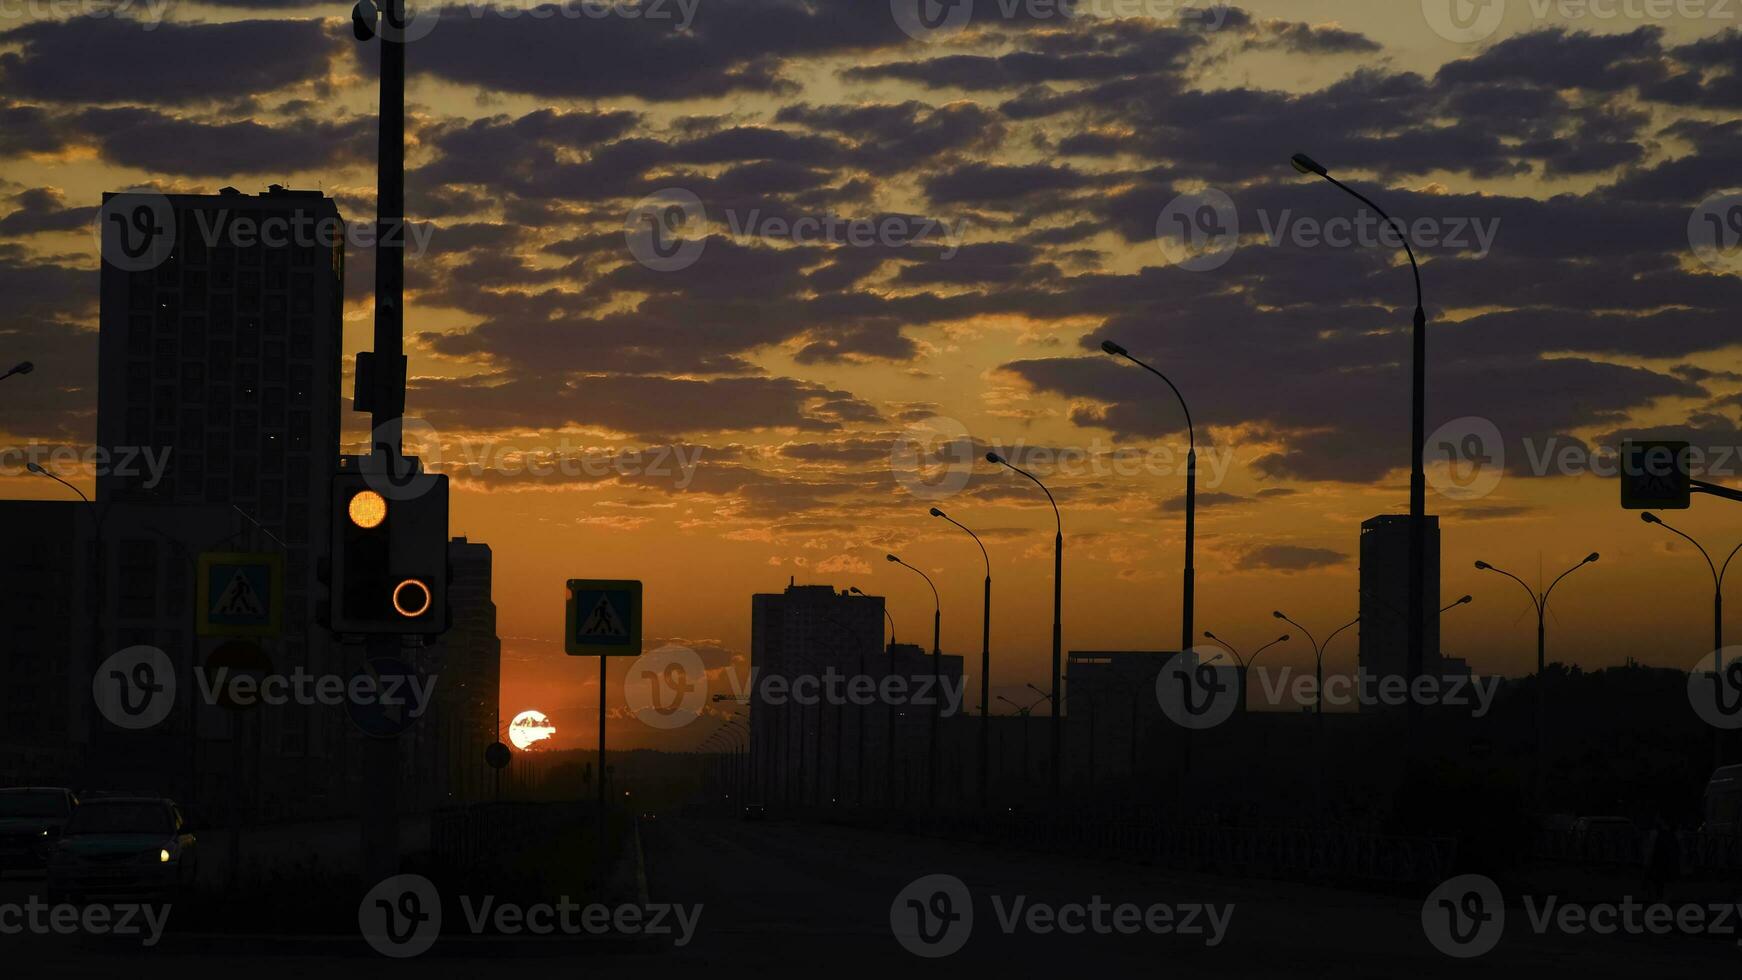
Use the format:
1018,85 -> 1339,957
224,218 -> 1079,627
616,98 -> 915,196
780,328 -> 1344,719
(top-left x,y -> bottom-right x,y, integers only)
987,450 -> 1063,801
1291,151 -> 1429,723
1642,513 -> 1737,768
1101,339 -> 1196,656
888,553 -> 941,809
932,506 -> 992,808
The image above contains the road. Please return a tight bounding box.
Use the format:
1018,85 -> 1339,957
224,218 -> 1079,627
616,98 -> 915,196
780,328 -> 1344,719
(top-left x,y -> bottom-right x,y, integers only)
640,815 -> 1733,975
0,814 -> 1731,976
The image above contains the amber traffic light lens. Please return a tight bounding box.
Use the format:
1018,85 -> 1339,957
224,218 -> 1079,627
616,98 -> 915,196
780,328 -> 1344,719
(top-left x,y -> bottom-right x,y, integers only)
393,578 -> 431,617
348,489 -> 387,529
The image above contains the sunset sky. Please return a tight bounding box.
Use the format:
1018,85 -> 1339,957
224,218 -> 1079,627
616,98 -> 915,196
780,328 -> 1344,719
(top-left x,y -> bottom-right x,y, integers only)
5,1 -> 1742,750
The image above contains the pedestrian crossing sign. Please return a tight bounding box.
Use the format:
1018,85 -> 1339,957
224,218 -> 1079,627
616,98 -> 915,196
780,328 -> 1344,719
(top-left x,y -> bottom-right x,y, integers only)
197,552 -> 283,636
565,579 -> 642,656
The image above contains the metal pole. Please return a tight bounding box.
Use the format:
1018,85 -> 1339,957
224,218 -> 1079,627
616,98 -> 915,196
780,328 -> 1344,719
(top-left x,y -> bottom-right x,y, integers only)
930,606 -> 940,809
1408,305 -> 1427,742
360,0 -> 406,885
1051,530 -> 1062,802
980,573 -> 991,808
1183,449 -> 1195,655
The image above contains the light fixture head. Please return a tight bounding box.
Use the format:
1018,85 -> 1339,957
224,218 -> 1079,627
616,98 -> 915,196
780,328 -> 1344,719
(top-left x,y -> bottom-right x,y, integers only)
885,553 -> 899,563
1290,153 -> 1327,176
1100,340 -> 1127,357
1473,560 -> 1490,570
986,451 -> 1005,464
929,507 -> 944,517
1585,552 -> 1600,563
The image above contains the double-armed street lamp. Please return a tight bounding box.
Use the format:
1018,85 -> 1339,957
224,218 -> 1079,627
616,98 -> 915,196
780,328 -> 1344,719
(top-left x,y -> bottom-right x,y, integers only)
931,506 -> 993,808
1202,631 -> 1289,716
888,553 -> 941,809
986,451 -> 1063,801
1474,554 -> 1598,676
1290,152 -> 1430,731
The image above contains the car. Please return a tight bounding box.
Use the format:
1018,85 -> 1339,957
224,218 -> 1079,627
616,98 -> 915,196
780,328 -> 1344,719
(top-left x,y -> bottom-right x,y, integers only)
0,787 -> 78,876
46,797 -> 197,902
1702,765 -> 1742,834
741,802 -> 767,821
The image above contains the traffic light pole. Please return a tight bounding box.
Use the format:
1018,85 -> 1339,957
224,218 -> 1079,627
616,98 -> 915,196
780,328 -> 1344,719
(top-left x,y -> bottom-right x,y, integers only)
359,0 -> 406,887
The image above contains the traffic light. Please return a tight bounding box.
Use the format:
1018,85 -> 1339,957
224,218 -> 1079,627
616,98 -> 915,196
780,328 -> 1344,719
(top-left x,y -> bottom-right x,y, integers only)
329,454 -> 449,634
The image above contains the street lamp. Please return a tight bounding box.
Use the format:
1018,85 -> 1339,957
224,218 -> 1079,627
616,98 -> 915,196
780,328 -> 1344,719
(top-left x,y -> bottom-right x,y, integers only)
1101,339 -> 1196,656
1,361 -> 33,382
1642,513 -> 1736,768
1272,610 -> 1359,719
1290,151 -> 1429,722
850,586 -> 895,646
1203,631 -> 1289,716
1473,555 -> 1598,676
888,553 -> 941,809
932,506 -> 992,809
987,450 -> 1063,801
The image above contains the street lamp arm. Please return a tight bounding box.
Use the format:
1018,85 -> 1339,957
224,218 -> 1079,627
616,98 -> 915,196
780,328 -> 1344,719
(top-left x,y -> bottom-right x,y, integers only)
1542,556 -> 1596,608
1115,350 -> 1195,452
1324,615 -> 1360,653
937,511 -> 990,576
1653,518 -> 1718,588
1319,173 -> 1422,311
1481,562 -> 1543,617
1274,612 -> 1317,660
995,456 -> 1061,535
1722,542 -> 1742,591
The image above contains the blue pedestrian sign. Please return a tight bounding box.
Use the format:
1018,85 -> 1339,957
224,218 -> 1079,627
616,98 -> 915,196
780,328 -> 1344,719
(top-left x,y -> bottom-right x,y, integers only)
197,552 -> 283,637
565,579 -> 642,656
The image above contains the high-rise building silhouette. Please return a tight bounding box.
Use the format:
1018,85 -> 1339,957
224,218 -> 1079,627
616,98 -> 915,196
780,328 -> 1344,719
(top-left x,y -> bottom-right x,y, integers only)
93,185 -> 345,815
412,537 -> 501,806
1358,514 -> 1441,691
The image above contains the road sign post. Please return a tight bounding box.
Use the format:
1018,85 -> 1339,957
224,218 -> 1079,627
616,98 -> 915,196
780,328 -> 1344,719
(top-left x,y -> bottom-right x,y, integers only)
565,578 -> 642,882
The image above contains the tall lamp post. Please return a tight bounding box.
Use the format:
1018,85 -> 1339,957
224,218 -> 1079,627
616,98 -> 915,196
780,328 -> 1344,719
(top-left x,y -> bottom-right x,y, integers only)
1641,512 -> 1737,768
1100,339 -> 1195,655
1477,557 -> 1595,807
1290,152 -> 1429,730
888,553 -> 941,809
987,451 -> 1063,802
931,507 -> 992,809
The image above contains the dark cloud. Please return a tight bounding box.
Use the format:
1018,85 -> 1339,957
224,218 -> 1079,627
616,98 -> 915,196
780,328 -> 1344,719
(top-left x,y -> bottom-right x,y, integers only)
0,17 -> 332,105
1237,544 -> 1346,572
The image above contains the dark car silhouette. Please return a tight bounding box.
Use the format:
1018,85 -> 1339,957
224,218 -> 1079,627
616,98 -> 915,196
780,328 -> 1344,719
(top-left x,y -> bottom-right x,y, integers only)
46,797 -> 197,902
0,787 -> 78,875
